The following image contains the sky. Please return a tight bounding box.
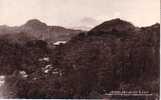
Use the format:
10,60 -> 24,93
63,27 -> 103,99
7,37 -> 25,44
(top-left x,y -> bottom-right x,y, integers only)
0,0 -> 160,30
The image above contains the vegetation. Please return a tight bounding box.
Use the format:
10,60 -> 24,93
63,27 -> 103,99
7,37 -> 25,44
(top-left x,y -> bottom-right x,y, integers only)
0,19 -> 159,99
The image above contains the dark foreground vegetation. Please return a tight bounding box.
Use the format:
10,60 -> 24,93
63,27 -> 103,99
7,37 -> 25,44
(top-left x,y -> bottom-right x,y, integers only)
0,19 -> 159,99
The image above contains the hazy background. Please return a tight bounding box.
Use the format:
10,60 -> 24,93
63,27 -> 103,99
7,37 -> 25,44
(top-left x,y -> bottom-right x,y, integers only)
0,0 -> 160,30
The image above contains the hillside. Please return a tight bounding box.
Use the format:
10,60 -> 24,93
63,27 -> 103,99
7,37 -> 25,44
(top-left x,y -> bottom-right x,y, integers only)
0,18 -> 159,99
0,19 -> 82,44
50,19 -> 160,98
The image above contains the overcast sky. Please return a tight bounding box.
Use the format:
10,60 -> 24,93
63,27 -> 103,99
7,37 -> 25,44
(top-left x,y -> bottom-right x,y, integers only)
0,0 -> 160,30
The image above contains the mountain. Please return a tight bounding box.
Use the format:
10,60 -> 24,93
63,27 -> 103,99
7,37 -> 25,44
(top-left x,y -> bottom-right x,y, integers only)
88,18 -> 136,36
23,19 -> 47,30
0,19 -> 82,44
0,18 -> 159,99
50,18 -> 160,98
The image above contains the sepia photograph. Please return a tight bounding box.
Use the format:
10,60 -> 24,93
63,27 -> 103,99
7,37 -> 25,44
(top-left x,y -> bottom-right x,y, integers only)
0,0 -> 160,99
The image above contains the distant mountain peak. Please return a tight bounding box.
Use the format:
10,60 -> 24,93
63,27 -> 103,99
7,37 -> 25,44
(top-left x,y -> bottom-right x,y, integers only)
89,18 -> 135,35
25,19 -> 46,25
23,19 -> 47,30
98,18 -> 134,27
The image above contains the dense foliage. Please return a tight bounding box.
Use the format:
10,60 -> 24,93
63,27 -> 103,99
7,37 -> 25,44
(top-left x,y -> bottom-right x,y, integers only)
0,19 -> 159,99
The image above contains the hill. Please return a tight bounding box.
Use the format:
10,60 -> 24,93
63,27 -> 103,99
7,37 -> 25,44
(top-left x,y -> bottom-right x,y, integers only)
50,18 -> 160,98
0,18 -> 159,99
0,19 -> 82,44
